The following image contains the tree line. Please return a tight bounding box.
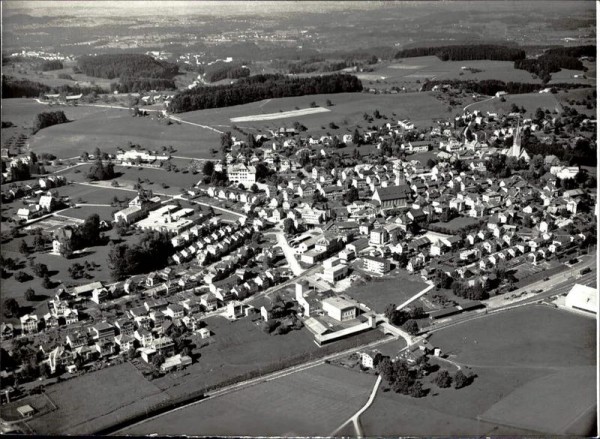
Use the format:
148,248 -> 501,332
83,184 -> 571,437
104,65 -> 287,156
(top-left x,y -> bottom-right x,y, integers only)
2,75 -> 107,98
422,78 -> 589,96
110,77 -> 176,94
77,54 -> 179,80
33,110 -> 68,133
395,44 -> 526,61
169,73 -> 363,113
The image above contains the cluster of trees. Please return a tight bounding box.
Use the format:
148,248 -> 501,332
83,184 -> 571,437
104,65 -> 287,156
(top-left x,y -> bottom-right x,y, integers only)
40,60 -> 64,71
515,55 -> 585,83
33,110 -> 68,133
77,54 -> 179,80
204,62 -> 250,82
384,304 -> 423,335
395,45 -> 526,62
86,156 -> 115,181
433,369 -> 475,389
377,356 -> 428,397
108,231 -> 174,280
452,280 -> 489,300
169,73 -> 362,113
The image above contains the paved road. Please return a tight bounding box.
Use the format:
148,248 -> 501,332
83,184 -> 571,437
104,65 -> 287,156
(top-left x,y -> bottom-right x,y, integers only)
266,227 -> 305,276
463,95 -> 495,113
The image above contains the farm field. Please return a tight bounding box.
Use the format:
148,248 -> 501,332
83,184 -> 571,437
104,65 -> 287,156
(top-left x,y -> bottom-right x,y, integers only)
28,112 -> 221,159
362,305 -> 596,436
344,275 -> 429,313
123,363 -> 377,437
27,362 -> 170,435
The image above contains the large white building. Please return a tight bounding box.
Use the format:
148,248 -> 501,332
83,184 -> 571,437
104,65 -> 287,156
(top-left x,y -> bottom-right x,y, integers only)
565,284 -> 597,315
322,297 -> 357,322
227,164 -> 257,187
322,257 -> 349,283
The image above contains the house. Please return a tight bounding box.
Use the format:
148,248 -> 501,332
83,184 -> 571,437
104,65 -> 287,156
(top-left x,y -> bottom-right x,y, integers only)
89,322 -> 115,341
20,314 -> 39,334
160,354 -> 192,373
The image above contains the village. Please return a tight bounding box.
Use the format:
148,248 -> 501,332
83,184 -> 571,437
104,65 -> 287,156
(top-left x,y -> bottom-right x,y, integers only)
1,92 -> 597,417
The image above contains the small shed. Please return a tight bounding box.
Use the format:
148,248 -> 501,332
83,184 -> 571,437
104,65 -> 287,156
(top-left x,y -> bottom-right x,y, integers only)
17,404 -> 35,418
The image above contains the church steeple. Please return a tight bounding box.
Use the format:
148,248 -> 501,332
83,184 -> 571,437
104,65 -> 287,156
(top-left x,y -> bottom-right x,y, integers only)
511,119 -> 521,158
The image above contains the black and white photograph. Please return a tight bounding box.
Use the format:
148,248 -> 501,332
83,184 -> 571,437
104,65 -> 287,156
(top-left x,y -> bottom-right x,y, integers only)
0,1 -> 597,436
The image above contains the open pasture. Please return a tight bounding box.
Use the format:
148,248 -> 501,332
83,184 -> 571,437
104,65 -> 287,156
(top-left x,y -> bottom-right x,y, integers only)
480,366 -> 596,435
124,364 -> 376,437
430,305 -> 596,367
361,305 -> 596,436
467,92 -> 563,116
358,57 -> 541,89
180,91 -> 451,134
27,362 -> 170,436
1,98 -> 125,129
344,275 -> 429,313
28,112 -> 221,159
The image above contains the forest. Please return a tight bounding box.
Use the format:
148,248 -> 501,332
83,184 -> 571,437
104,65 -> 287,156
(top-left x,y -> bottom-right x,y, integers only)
395,44 -> 526,61
545,45 -> 596,58
77,54 -> 179,80
203,61 -> 250,83
514,55 -> 585,83
40,60 -> 64,71
169,73 -> 363,113
2,75 -> 49,98
2,75 -> 107,98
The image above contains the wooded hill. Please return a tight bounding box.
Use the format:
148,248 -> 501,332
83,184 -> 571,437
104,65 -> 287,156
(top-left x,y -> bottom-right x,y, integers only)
169,73 -> 363,113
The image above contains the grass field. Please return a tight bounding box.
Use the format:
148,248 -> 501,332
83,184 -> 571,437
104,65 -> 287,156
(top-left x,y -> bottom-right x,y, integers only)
179,91 -> 451,134
1,98 -> 125,129
359,305 -> 596,436
467,92 -> 563,116
151,316 -> 322,399
123,364 -> 377,437
27,362 -> 170,435
480,366 -> 596,434
344,275 -> 429,313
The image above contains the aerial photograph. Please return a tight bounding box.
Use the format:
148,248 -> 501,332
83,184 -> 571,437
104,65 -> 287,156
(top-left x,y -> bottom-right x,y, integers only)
0,0 -> 597,436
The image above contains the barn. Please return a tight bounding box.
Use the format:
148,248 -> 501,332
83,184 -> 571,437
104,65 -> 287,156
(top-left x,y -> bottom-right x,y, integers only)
565,284 -> 597,315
